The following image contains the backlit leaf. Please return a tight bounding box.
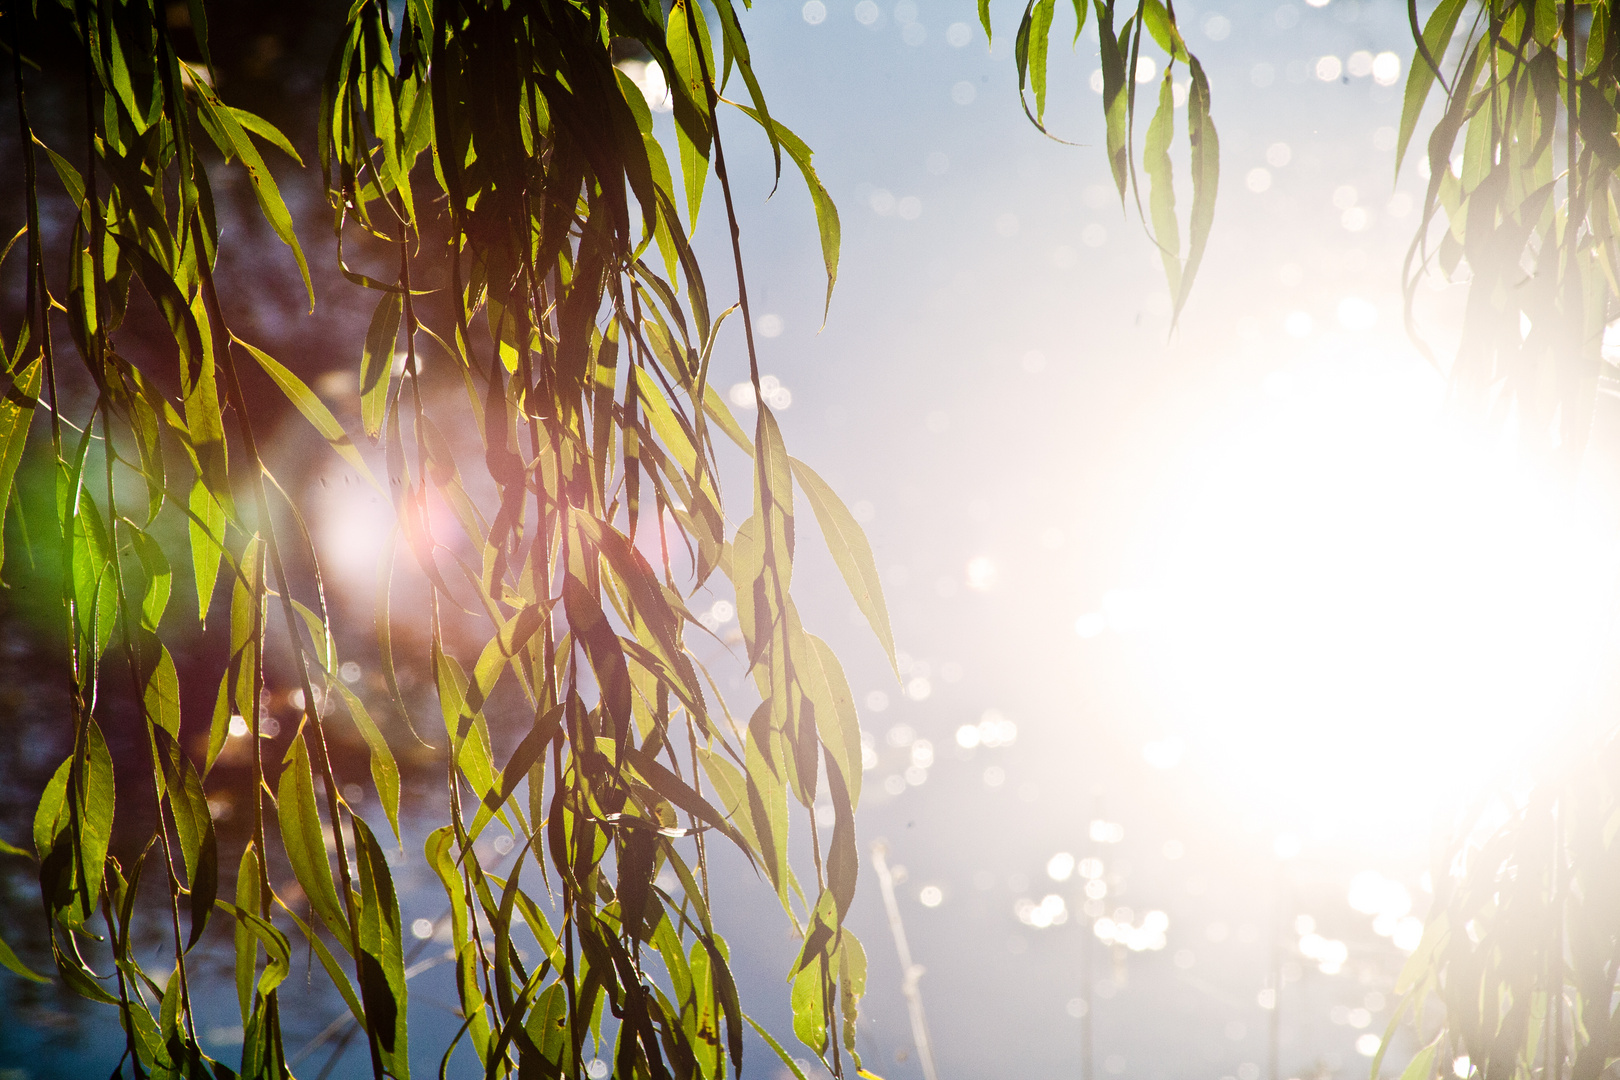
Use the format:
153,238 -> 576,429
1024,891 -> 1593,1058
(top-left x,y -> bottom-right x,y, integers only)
790,458 -> 896,673
360,291 -> 402,440
276,733 -> 349,943
0,357 -> 40,575
236,336 -> 381,490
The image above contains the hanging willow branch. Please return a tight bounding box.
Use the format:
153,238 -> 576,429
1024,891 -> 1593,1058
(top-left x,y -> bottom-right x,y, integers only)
0,0 -> 1227,1077
0,0 -> 891,1076
1002,0 -> 1221,326
1397,0 -> 1620,462
1368,4 -> 1620,1076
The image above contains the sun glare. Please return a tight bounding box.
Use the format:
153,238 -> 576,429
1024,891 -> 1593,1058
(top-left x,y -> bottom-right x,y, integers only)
1132,352 -> 1618,847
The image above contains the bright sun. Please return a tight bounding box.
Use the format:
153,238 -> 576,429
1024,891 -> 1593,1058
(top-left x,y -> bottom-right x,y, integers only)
1131,352 -> 1619,848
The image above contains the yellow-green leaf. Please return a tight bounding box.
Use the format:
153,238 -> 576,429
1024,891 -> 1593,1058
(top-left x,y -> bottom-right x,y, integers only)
276,734 -> 349,943
236,336 -> 381,491
789,458 -> 896,674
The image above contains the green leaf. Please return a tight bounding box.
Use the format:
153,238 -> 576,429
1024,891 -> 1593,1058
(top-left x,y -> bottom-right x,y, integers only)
225,106 -> 303,165
838,932 -> 868,1064
236,336 -> 382,490
626,745 -> 749,850
1175,56 -> 1219,322
731,514 -> 768,665
36,721 -> 114,929
221,536 -> 264,775
424,826 -> 495,1055
188,478 -> 226,623
79,721 -> 117,925
798,634 -> 863,806
158,960 -> 182,1041
143,642 -> 181,740
33,759 -> 70,863
0,356 -> 41,575
334,681 -> 403,842
709,0 -> 782,184
276,733 -> 349,943
701,380 -> 755,456
1144,75 -> 1181,299
790,957 -> 828,1054
183,303 -> 231,520
684,936 -> 721,1078
354,815 -> 410,1076
433,654 -> 496,796
524,983 -> 574,1073
291,597 -> 335,677
113,238 -> 226,500
0,928 -> 47,984
227,903 -> 291,1000
1587,4 -> 1608,75
129,527 -> 172,631
743,705 -> 790,903
1397,0 -> 1466,175
188,69 -> 313,306
562,574 -> 634,760
185,0 -> 215,73
360,290 -> 402,440
1095,0 -> 1131,197
669,0 -> 716,228
754,404 -> 795,584
731,105 -> 841,323
153,727 -> 218,950
1015,0 -> 1059,123
223,545 -> 261,727
792,887 -> 841,976
469,703 -> 563,841
68,498 -> 116,661
1532,0 -> 1559,46
234,845 -> 261,1021
789,458 -> 896,674
1143,0 -> 1184,57
696,746 -> 760,852
38,140 -> 86,222
1071,0 -> 1090,41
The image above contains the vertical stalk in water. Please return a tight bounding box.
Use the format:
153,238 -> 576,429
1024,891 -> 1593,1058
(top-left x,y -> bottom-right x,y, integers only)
873,841 -> 940,1080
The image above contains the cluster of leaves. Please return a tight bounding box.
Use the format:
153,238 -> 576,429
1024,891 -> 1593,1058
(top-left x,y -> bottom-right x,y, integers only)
1399,0 -> 1620,460
0,0 -> 1231,1076
1373,731 -> 1620,1080
999,0 -> 1219,323
1,0 -> 893,1076
1375,4 -> 1620,1075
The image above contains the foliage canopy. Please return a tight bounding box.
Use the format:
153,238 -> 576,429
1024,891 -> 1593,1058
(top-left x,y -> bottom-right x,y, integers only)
1378,1 -> 1620,1078
0,0 -> 1224,1075
20,0 -> 1620,1076
3,0 -> 894,1075
0,0 -> 1220,1076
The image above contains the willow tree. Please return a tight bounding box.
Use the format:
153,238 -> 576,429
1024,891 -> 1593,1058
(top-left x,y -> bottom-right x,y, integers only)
1364,1 -> 1620,1078
1397,0 -> 1620,457
0,0 -> 1217,1077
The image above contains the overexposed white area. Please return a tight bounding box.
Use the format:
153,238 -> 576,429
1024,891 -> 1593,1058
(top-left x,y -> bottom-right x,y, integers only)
1129,346 -> 1618,847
